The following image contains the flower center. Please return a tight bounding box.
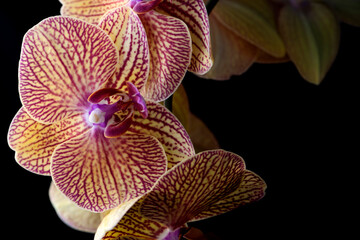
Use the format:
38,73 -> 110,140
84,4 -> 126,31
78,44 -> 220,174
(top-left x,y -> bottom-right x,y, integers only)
87,82 -> 148,138
130,0 -> 163,14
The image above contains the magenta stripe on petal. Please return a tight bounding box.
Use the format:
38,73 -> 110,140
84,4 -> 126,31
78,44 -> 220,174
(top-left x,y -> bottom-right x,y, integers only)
129,101 -> 195,169
139,10 -> 192,102
8,107 -> 90,175
51,129 -> 167,212
158,0 -> 212,74
140,150 -> 245,230
19,16 -> 118,124
99,6 -> 149,92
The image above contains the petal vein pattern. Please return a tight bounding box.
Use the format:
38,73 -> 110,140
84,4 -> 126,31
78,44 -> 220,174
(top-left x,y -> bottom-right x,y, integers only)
60,0 -> 129,24
19,16 -> 118,124
191,170 -> 266,221
51,129 -> 167,212
129,102 -> 195,169
139,11 -> 191,102
8,107 -> 91,175
140,150 -> 244,230
99,7 -> 149,91
157,0 -> 212,74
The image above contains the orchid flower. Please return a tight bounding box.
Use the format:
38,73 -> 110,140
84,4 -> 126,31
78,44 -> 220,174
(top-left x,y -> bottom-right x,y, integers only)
94,150 -> 266,240
8,16 -> 194,213
60,0 -> 212,101
48,150 -> 266,238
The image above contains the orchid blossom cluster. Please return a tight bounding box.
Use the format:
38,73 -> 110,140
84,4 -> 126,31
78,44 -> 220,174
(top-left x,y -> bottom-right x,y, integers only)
7,0 -> 268,239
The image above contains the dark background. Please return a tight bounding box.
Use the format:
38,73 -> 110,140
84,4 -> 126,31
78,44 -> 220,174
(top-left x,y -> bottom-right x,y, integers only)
1,1 -> 358,239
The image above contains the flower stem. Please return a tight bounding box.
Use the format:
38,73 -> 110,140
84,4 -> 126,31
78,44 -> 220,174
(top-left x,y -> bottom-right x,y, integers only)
206,0 -> 219,14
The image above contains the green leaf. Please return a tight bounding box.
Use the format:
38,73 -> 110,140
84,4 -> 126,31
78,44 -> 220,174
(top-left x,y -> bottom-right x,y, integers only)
279,2 -> 340,84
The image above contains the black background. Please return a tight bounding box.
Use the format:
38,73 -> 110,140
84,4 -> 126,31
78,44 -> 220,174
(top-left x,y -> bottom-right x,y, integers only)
1,1 -> 359,239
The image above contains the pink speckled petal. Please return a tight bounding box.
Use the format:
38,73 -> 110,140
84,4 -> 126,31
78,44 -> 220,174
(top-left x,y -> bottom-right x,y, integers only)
51,129 -> 167,212
139,10 -> 191,102
99,6 -> 149,92
19,16 -> 118,124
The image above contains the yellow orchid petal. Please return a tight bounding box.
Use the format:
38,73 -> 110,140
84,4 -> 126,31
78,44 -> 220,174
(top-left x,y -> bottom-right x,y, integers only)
94,196 -> 142,240
49,182 -> 101,233
213,0 -> 285,58
95,198 -> 167,240
140,150 -> 246,231
51,129 -> 167,212
129,101 -> 195,169
279,2 -> 340,84
7,107 -> 90,175
324,0 -> 360,27
203,15 -> 258,80
139,10 -> 192,102
99,6 -> 150,92
157,0 -> 212,74
190,170 -> 267,221
60,0 -> 129,24
19,16 -> 118,124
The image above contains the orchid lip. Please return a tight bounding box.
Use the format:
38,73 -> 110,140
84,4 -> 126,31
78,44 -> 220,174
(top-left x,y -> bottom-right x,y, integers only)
87,84 -> 148,137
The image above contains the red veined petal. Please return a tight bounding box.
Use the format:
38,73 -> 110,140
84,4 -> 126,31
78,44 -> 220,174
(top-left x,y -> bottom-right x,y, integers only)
140,150 -> 246,230
51,128 -> 167,212
95,198 -> 168,240
157,0 -> 212,74
99,6 -> 150,91
7,107 -> 91,175
190,170 -> 267,221
139,10 -> 191,102
129,101 -> 195,169
19,16 -> 118,124
60,0 -> 129,25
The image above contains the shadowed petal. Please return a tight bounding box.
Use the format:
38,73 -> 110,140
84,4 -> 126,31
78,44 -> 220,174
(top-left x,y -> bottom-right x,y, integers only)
7,107 -> 90,175
279,2 -> 340,84
140,150 -> 245,230
202,15 -> 258,80
51,128 -> 167,212
99,7 -> 149,91
49,182 -> 102,233
190,170 -> 266,221
324,0 -> 360,27
213,0 -> 285,58
95,198 -> 167,240
157,0 -> 212,74
129,101 -> 195,169
139,11 -> 191,102
19,16 -> 118,124
60,0 -> 129,24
